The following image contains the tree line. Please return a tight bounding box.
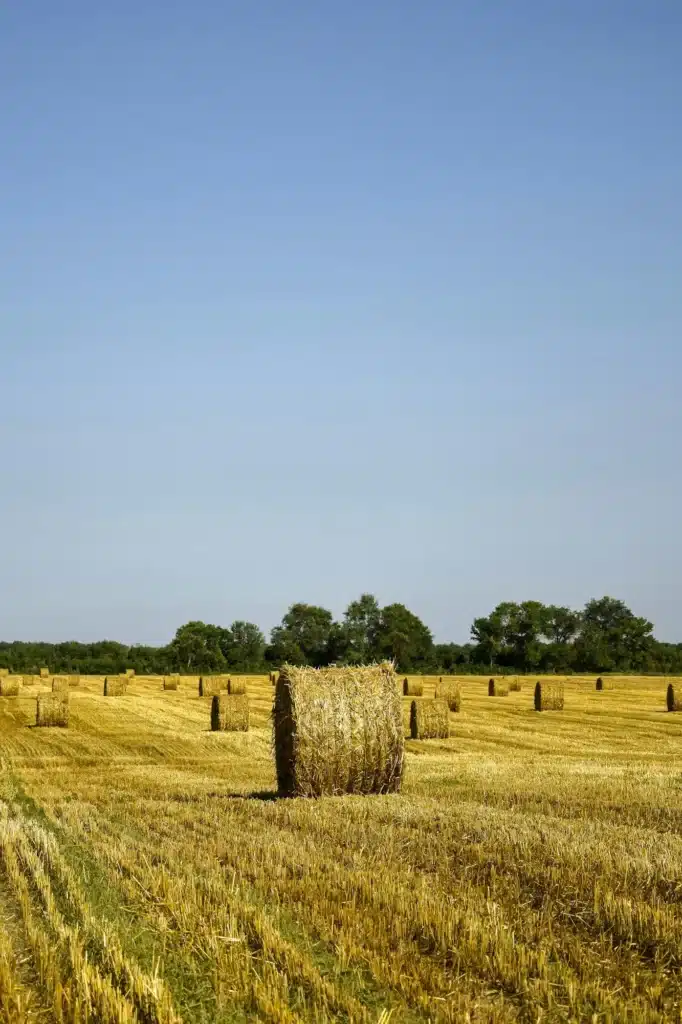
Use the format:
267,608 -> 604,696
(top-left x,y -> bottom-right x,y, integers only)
1,594 -> 681,676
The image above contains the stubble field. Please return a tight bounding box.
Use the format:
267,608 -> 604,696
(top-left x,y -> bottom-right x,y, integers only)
1,673 -> 682,1023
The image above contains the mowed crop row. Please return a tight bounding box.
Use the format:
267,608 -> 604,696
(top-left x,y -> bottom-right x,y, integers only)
1,674 -> 682,1021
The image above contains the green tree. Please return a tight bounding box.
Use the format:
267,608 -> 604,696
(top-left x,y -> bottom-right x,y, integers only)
342,593 -> 381,664
575,596 -> 654,671
168,621 -> 227,673
374,603 -> 433,672
269,603 -> 335,666
471,602 -> 519,668
221,621 -> 266,672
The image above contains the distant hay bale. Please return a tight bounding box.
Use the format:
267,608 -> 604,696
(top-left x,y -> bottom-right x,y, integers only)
36,693 -> 69,727
534,681 -> 564,711
0,677 -> 20,696
52,676 -> 70,693
39,667 -> 49,679
488,678 -> 509,697
211,693 -> 249,732
667,684 -> 682,712
434,678 -> 461,712
163,676 -> 179,690
410,699 -> 449,739
273,663 -> 404,798
0,669 -> 9,677
199,675 -> 228,697
103,676 -> 127,697
227,677 -> 246,695
22,675 -> 35,686
595,677 -> 613,691
125,669 -> 135,677
509,678 -> 522,692
403,678 -> 423,697
68,675 -> 80,688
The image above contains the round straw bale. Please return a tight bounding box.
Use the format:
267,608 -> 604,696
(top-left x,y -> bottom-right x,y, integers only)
39,667 -> 49,678
163,676 -> 179,690
534,681 -> 564,711
488,678 -> 509,697
68,675 -> 80,688
274,663 -> 404,798
0,676 -> 21,696
667,683 -> 682,712
125,669 -> 135,677
0,669 -> 9,677
103,676 -> 127,696
434,678 -> 461,712
409,698 -> 449,739
36,693 -> 69,727
51,676 -> 70,693
227,677 -> 246,695
199,675 -> 227,697
509,678 -> 522,692
403,678 -> 423,697
211,693 -> 249,732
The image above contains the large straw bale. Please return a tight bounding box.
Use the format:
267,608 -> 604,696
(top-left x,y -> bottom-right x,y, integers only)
227,677 -> 246,695
0,677 -> 21,696
39,667 -> 49,679
199,675 -> 229,697
509,678 -> 522,692
163,675 -> 179,691
402,677 -> 423,697
273,663 -> 404,798
103,676 -> 127,697
52,676 -> 70,693
488,678 -> 509,697
36,693 -> 69,727
667,684 -> 682,712
211,694 -> 249,732
534,681 -> 564,711
434,678 -> 461,712
410,699 -> 449,739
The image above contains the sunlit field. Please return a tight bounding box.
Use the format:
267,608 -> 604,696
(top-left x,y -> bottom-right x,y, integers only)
2,673 -> 682,1022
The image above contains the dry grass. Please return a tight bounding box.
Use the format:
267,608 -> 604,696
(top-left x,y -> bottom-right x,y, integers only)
274,663 -> 404,797
1,672 -> 682,1020
35,693 -> 69,727
210,693 -> 249,732
103,676 -> 127,697
488,678 -> 509,697
409,698 -> 449,739
434,678 -> 461,711
534,680 -> 565,711
402,677 -> 423,696
0,677 -> 20,697
0,668 -> 8,676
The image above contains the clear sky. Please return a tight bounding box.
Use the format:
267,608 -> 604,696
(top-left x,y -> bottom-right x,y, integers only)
1,2 -> 680,645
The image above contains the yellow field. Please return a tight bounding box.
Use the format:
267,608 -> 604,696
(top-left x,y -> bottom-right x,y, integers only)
1,673 -> 682,1022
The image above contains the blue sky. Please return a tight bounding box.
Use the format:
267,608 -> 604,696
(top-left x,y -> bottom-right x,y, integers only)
1,2 -> 680,644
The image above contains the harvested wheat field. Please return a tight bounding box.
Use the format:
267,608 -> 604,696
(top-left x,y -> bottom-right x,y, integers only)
1,672 -> 682,1021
